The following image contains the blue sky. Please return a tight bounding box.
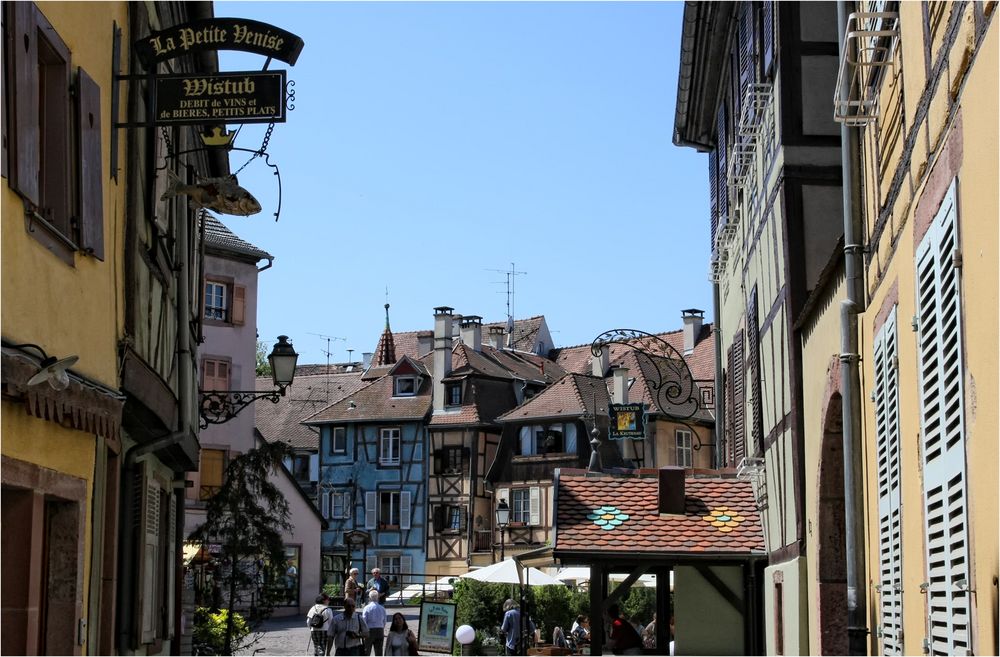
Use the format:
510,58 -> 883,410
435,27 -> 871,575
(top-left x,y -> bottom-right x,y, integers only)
216,1 -> 710,365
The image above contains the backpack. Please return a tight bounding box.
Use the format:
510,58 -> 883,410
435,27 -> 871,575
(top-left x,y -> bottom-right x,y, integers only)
308,607 -> 327,629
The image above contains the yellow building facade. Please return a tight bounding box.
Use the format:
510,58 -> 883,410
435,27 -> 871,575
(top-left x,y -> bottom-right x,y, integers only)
1,2 -> 129,654
850,3 -> 997,655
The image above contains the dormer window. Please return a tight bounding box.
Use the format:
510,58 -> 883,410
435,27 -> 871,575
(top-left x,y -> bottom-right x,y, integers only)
446,383 -> 462,406
394,376 -> 416,397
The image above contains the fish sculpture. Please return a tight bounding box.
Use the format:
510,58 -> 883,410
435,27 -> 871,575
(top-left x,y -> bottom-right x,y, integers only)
160,170 -> 262,216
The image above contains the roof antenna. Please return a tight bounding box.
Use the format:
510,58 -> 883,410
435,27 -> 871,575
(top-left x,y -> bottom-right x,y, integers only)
308,332 -> 346,400
486,263 -> 527,348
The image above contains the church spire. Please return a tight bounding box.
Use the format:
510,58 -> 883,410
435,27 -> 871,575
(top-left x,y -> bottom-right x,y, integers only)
373,303 -> 396,366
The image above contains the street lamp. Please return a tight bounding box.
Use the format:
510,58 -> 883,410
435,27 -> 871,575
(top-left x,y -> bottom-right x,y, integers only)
199,335 -> 299,427
495,498 -> 511,561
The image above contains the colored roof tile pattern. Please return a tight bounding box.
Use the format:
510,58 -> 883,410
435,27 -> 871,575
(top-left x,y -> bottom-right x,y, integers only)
203,214 -> 273,261
554,470 -> 764,555
255,371 -> 365,450
301,372 -> 432,424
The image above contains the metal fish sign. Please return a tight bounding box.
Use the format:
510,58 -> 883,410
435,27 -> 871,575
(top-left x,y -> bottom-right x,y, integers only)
161,170 -> 262,216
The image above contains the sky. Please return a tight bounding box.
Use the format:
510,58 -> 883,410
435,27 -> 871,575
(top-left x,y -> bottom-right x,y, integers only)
216,1 -> 711,366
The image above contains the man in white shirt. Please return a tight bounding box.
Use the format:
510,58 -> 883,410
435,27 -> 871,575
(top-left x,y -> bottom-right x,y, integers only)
361,589 -> 388,655
328,598 -> 368,656
306,594 -> 333,656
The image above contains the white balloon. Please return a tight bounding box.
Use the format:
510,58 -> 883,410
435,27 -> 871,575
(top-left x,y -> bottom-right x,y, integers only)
455,624 -> 476,645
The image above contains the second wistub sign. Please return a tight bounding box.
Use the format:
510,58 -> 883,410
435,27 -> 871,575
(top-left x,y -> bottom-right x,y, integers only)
154,70 -> 287,125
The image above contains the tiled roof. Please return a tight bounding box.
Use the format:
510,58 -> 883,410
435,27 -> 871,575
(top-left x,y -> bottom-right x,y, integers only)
302,373 -> 432,424
496,373 -> 611,423
203,214 -> 273,261
370,317 -> 545,361
255,371 -> 365,450
554,469 -> 765,556
373,304 -> 397,366
294,363 -> 365,376
483,316 -> 546,352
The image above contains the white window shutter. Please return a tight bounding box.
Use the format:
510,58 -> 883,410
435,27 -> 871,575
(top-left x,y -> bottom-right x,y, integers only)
165,492 -> 176,637
141,480 -> 161,643
916,180 -> 970,655
365,492 -> 377,530
321,491 -> 330,519
400,491 -> 411,530
529,487 -> 541,526
400,555 -> 412,587
874,306 -> 902,655
310,454 -> 319,482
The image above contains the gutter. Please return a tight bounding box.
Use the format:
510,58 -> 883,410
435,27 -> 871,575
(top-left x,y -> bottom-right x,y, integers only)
836,2 -> 869,653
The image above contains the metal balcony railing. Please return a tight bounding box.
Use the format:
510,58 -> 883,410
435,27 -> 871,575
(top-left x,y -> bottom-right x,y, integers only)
834,12 -> 900,125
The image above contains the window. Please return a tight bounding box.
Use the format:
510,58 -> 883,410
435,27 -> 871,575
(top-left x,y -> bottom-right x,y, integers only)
379,428 -> 401,466
324,489 -> 351,519
511,489 -> 531,524
446,383 -> 462,406
201,359 -> 230,391
365,490 -> 410,530
394,376 -> 416,397
676,429 -> 693,468
433,504 -> 466,534
291,454 -> 310,482
330,427 -> 347,454
380,492 -> 401,528
435,446 -> 464,475
203,281 -> 245,325
517,424 -> 577,455
204,282 -> 227,320
200,449 -> 226,501
5,3 -> 104,262
377,554 -> 412,588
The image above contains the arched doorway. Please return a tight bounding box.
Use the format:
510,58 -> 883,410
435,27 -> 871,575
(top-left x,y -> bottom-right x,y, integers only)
816,392 -> 848,655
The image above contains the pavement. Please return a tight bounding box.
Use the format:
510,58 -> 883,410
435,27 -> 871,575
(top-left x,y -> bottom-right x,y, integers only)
245,605 -> 428,656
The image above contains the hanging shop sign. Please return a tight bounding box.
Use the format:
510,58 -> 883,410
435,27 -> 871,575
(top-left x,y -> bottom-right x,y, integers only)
154,70 -> 286,125
136,18 -> 304,66
609,403 -> 646,440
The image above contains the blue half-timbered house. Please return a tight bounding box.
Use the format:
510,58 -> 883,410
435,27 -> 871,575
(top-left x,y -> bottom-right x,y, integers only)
304,311 -> 431,590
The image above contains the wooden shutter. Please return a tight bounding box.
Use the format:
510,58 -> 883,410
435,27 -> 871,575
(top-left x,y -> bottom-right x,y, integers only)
747,290 -> 764,455
724,360 -> 735,468
459,505 -> 468,534
709,150 -> 720,247
874,306 -> 903,655
400,555 -> 412,587
165,492 -> 176,637
732,330 -> 746,465
231,285 -> 246,325
10,2 -> 39,204
528,487 -> 541,526
762,0 -> 776,78
76,66 -> 103,259
321,491 -> 330,519
916,181 -> 970,655
716,105 -> 729,222
400,491 -> 411,530
432,505 -> 445,533
433,449 -> 443,475
365,492 -> 377,530
141,479 -> 161,643
738,2 -> 756,91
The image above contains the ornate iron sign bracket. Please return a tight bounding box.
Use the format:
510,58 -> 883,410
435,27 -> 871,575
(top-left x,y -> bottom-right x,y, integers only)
199,387 -> 285,428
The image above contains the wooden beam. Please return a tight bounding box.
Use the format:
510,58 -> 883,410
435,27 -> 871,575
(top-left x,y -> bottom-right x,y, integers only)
589,563 -> 606,655
694,564 -> 744,616
604,564 -> 647,609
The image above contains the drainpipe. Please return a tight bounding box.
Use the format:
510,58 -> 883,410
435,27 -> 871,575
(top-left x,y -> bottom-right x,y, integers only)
712,282 -> 725,469
116,197 -> 196,653
837,1 -> 869,653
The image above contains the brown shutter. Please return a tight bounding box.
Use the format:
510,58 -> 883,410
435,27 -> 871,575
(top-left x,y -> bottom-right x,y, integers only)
10,1 -> 39,204
733,330 -> 746,466
231,285 -> 246,325
725,350 -> 735,468
77,66 -> 104,259
432,505 -> 445,533
217,361 -> 230,390
716,104 -> 728,221
709,150 -> 719,248
748,290 -> 763,455
1,5 -> 8,179
762,1 -> 775,78
201,360 -> 215,390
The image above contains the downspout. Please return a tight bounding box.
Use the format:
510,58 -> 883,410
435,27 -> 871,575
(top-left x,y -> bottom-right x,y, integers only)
116,197 -> 196,654
836,1 -> 869,653
712,282 -> 725,469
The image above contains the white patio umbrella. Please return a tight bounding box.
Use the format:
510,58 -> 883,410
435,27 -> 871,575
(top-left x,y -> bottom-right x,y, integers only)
385,575 -> 456,603
460,559 -> 565,587
556,568 -> 673,591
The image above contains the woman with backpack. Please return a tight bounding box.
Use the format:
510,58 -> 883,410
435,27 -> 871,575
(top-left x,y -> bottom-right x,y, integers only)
306,594 -> 333,656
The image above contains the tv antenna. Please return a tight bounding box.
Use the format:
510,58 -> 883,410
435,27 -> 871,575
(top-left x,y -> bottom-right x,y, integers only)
486,263 -> 527,338
307,332 -> 346,400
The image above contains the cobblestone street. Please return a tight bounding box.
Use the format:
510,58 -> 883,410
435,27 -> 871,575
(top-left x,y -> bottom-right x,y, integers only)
246,606 -> 427,656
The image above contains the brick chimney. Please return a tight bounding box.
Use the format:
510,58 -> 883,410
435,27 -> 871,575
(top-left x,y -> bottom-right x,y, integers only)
460,315 -> 483,352
433,307 -> 454,412
488,326 -> 506,350
592,346 -> 609,377
682,309 -> 704,355
658,467 -> 686,514
612,366 -> 629,404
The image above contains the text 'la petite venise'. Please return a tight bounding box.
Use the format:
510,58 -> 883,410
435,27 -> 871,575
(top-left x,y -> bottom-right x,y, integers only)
149,24 -> 285,57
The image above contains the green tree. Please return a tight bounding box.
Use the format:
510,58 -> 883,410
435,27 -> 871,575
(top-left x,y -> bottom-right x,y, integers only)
189,441 -> 293,655
255,339 -> 272,377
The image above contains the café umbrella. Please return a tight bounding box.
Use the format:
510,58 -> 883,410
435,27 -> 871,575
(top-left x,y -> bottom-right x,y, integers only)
460,559 -> 565,587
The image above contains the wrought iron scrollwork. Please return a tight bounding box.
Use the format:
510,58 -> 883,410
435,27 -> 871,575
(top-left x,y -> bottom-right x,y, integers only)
199,389 -> 283,428
591,328 -> 702,421
285,80 -> 296,111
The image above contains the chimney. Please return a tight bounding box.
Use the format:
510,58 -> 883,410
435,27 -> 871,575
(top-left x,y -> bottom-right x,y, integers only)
658,467 -> 686,514
433,307 -> 454,412
612,366 -> 629,404
451,314 -> 463,339
488,326 -> 506,350
362,352 -> 373,369
460,315 -> 483,352
682,309 -> 704,355
592,346 -> 609,377
417,333 -> 433,357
